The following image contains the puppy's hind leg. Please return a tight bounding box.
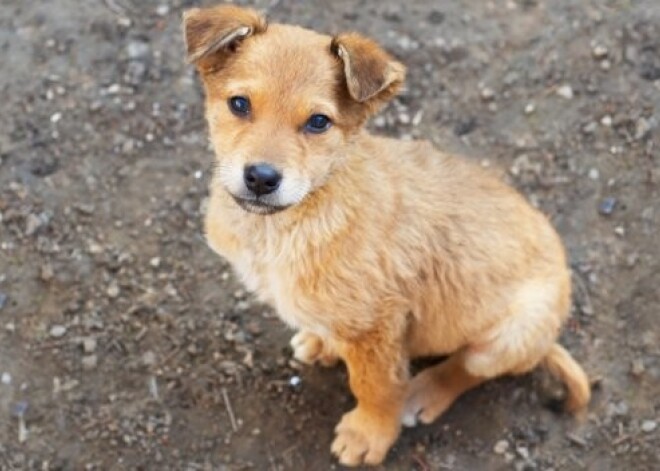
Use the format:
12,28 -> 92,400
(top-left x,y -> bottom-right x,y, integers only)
290,331 -> 339,367
404,279 -> 589,426
402,311 -> 551,428
402,351 -> 485,427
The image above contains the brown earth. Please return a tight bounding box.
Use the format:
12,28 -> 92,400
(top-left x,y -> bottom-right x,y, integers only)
0,0 -> 658,470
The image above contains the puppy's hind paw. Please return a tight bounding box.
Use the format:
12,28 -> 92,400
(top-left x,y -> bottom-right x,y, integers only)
290,331 -> 339,367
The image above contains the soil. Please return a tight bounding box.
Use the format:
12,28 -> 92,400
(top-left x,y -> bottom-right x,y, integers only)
0,0 -> 659,470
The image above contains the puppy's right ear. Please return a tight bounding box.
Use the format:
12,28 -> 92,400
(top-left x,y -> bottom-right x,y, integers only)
183,5 -> 267,73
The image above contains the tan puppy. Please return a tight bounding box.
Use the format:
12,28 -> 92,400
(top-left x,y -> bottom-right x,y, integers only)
183,4 -> 591,466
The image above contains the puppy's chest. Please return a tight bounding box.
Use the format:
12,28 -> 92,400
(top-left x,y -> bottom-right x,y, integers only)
232,250 -> 323,333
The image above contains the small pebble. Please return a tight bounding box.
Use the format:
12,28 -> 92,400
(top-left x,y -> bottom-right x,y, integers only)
480,87 -> 495,101
142,351 -> 157,367
601,115 -> 612,127
40,264 -> 54,282
107,282 -> 120,298
150,257 -> 161,268
641,420 -> 657,433
0,292 -> 7,310
582,121 -> 598,134
126,40 -> 151,60
373,116 -> 386,128
598,197 -> 617,216
592,44 -> 608,59
1,372 -> 11,385
630,358 -> 645,377
607,400 -> 629,417
588,168 -> 600,180
25,214 -> 42,236
524,103 -> 535,115
82,354 -> 98,370
516,446 -> 530,460
556,84 -> 574,99
454,117 -> 477,136
50,325 -> 67,338
289,375 -> 302,388
82,337 -> 97,354
156,4 -> 170,16
494,439 -> 510,454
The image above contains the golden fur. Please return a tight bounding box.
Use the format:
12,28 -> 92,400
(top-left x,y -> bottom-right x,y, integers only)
184,4 -> 591,466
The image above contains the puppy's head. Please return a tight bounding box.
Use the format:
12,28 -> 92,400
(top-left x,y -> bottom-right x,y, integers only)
184,5 -> 405,215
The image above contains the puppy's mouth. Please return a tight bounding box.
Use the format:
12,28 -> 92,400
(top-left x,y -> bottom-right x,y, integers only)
230,195 -> 289,215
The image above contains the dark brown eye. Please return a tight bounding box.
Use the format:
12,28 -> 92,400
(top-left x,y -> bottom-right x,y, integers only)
228,96 -> 250,116
305,114 -> 332,133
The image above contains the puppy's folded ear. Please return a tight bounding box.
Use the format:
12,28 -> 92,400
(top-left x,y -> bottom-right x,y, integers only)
331,33 -> 405,106
183,5 -> 267,73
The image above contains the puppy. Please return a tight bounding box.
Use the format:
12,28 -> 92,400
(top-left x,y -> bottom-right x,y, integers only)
183,4 -> 591,466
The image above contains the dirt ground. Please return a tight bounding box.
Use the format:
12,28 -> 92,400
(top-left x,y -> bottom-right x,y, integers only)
0,0 -> 658,469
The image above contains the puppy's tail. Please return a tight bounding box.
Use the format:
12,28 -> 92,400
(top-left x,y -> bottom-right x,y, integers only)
542,343 -> 591,413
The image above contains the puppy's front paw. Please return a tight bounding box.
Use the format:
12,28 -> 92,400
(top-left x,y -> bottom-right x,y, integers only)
290,331 -> 338,366
331,407 -> 399,467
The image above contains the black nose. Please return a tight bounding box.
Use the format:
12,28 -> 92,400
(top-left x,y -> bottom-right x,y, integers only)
244,164 -> 282,196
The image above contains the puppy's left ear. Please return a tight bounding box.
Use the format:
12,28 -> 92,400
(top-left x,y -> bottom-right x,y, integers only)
331,33 -> 406,107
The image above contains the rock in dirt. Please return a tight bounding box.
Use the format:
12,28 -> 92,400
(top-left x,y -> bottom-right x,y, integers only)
599,197 -> 617,216
25,214 -> 43,236
454,117 -> 478,136
142,351 -> 157,367
40,264 -> 54,282
107,282 -> 120,298
592,44 -> 608,59
82,337 -> 97,354
634,117 -> 653,140
556,84 -> 574,99
126,40 -> 151,60
480,87 -> 496,101
494,439 -> 510,454
50,325 -> 67,338
641,420 -> 657,433
630,358 -> 645,377
82,355 -> 98,370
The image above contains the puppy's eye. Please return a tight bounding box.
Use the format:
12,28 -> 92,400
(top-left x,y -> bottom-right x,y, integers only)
228,96 -> 250,116
305,114 -> 332,134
